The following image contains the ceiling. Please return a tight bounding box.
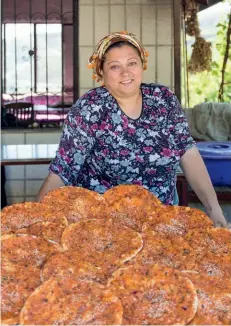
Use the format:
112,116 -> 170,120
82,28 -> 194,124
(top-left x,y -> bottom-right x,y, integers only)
196,0 -> 223,12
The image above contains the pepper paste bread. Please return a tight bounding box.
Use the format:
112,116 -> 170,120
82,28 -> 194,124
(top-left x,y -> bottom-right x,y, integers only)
143,206 -> 213,237
129,230 -> 196,271
41,251 -> 108,284
191,251 -> 231,278
42,186 -> 110,224
184,271 -> 231,325
1,202 -> 68,243
185,227 -> 231,256
20,278 -> 123,325
61,218 -> 143,269
1,234 -> 62,267
1,259 -> 41,325
108,264 -> 198,325
103,184 -> 162,231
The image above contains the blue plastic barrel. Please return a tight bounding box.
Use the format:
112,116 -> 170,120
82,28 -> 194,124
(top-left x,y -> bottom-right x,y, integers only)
197,141 -> 231,186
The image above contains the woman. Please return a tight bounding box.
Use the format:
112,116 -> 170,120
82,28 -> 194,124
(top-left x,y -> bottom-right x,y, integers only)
37,31 -> 227,227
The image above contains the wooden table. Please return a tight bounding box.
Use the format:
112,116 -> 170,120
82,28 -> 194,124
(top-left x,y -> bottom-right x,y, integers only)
1,144 -> 189,206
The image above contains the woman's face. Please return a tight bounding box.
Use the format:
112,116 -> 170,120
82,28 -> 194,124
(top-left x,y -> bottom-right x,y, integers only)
102,44 -> 143,98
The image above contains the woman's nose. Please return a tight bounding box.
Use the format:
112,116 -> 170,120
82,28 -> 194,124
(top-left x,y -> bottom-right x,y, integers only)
120,65 -> 129,75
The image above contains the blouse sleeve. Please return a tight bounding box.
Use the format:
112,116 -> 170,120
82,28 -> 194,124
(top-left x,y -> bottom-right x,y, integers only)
49,100 -> 97,185
164,88 -> 196,157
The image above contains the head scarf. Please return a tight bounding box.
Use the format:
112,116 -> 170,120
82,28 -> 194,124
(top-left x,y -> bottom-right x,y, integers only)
87,31 -> 148,82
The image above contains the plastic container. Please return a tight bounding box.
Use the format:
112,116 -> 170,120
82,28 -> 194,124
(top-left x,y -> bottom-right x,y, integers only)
197,141 -> 231,186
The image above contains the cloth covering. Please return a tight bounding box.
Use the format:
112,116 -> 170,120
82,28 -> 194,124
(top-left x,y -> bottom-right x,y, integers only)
187,102 -> 231,141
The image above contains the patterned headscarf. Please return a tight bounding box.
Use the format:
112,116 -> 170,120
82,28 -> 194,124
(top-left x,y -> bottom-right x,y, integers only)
87,31 -> 148,82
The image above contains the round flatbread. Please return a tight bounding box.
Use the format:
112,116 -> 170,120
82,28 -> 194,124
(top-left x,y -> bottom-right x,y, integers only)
185,227 -> 231,256
2,234 -> 61,267
15,220 -> 67,244
184,271 -> 231,325
41,251 -> 108,284
129,230 -> 196,271
1,259 -> 41,323
103,184 -> 162,231
1,316 -> 20,325
61,219 -> 143,269
108,264 -> 198,325
1,202 -> 68,243
143,206 -> 213,237
20,278 -> 123,325
42,186 -> 110,224
193,252 -> 231,278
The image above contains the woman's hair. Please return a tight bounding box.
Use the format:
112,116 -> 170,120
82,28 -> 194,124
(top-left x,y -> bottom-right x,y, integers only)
100,41 -> 142,70
87,31 -> 148,82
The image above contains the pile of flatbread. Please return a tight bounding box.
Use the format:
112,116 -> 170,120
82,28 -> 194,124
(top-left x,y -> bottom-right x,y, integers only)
1,185 -> 231,325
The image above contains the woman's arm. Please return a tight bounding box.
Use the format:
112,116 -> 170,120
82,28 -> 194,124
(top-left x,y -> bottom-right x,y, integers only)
180,147 -> 227,227
36,173 -> 65,202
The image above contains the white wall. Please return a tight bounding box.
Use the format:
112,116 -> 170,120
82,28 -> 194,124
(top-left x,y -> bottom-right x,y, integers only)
2,130 -> 61,204
79,0 -> 175,96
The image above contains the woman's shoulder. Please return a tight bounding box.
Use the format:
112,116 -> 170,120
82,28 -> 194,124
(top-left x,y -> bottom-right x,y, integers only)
141,83 -> 175,97
70,87 -> 109,116
76,87 -> 110,105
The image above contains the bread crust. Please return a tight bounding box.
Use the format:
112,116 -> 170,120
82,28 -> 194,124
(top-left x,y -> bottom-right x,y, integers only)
103,184 -> 162,231
143,206 -> 213,237
1,202 -> 68,243
184,271 -> 231,325
61,219 -> 143,268
108,264 -> 198,325
42,186 -> 110,223
1,259 -> 41,322
20,278 -> 123,325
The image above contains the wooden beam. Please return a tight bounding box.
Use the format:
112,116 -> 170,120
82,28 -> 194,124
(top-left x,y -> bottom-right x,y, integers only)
173,0 -> 181,103
73,0 -> 79,102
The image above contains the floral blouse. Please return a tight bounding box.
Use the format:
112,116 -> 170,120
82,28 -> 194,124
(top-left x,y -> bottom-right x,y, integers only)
49,83 -> 196,205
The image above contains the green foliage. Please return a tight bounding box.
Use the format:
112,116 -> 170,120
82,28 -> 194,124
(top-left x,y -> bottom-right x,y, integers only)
186,1 -> 231,107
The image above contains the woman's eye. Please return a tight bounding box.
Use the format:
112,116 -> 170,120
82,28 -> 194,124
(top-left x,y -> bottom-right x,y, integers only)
129,61 -> 137,66
110,65 -> 120,70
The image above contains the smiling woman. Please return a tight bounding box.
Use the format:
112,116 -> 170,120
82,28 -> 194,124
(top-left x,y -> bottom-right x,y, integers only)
37,31 -> 228,227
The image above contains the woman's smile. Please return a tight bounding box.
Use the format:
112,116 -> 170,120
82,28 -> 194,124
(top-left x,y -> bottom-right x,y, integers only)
120,79 -> 133,84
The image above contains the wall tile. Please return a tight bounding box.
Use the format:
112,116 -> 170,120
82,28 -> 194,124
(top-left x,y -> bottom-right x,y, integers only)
25,132 -> 61,144
79,47 -> 94,89
171,45 -> 175,90
110,0 -> 125,4
26,164 -> 49,179
26,180 -> 44,196
7,197 -> 25,205
126,5 -> 140,40
142,46 -> 156,83
25,196 -> 36,202
5,180 -> 25,197
110,6 -> 125,32
126,0 -> 140,3
80,88 -> 92,96
79,0 -> 93,4
142,5 -> 156,45
157,46 -> 172,86
79,6 -> 93,46
157,4 -> 172,45
5,166 -> 24,180
1,134 -> 24,145
157,0 -> 171,3
95,0 -> 109,4
95,6 -> 109,43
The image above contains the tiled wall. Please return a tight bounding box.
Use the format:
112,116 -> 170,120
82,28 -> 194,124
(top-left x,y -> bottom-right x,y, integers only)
2,131 -> 61,204
2,0 -> 175,206
79,0 -> 174,96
